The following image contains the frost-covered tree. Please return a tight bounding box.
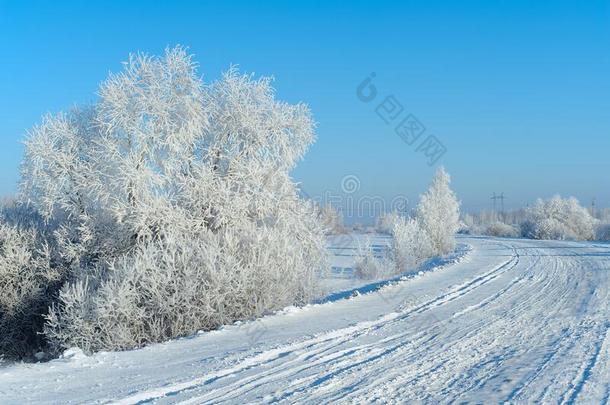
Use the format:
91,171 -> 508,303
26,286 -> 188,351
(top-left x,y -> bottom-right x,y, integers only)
0,198 -> 63,359
416,167 -> 460,255
353,237 -> 393,280
521,196 -> 596,241
391,217 -> 433,272
317,204 -> 345,234
0,222 -> 55,358
376,211 -> 402,234
459,213 -> 476,234
17,46 -> 327,354
367,169 -> 460,278
358,215 -> 434,279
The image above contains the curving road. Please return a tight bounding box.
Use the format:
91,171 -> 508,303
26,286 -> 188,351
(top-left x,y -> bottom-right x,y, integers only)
1,236 -> 609,404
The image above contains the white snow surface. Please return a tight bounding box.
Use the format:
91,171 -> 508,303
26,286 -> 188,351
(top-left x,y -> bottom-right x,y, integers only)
1,236 -> 609,404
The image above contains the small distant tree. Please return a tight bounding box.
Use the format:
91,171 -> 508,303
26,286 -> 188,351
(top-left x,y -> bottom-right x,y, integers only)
376,211 -> 402,234
391,217 -> 433,272
460,213 -> 476,234
353,237 -> 393,280
416,167 -> 460,255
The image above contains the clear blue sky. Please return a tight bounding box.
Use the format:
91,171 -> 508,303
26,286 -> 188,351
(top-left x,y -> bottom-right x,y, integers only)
1,0 -> 609,213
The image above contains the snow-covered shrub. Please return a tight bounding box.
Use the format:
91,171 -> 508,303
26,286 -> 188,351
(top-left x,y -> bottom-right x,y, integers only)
377,211 -> 402,234
391,217 -> 433,272
521,196 -> 596,241
0,223 -> 58,358
368,169 -> 461,278
595,223 -> 610,241
356,216 -> 435,279
45,222 -> 323,353
416,167 -> 460,255
460,214 -> 520,238
353,250 -> 382,280
481,222 -> 520,238
458,214 -> 475,234
19,46 -> 327,354
353,238 -> 393,280
318,204 -> 345,234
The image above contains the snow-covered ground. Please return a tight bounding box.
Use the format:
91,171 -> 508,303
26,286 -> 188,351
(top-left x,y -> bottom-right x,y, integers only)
1,235 -> 609,404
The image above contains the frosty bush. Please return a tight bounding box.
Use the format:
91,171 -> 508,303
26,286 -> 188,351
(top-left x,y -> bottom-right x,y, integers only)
0,222 -> 58,358
377,211 -> 402,234
353,238 -> 392,280
391,217 -> 433,272
481,222 -> 520,238
365,214 -> 438,279
521,196 -> 596,241
17,46 -> 326,354
45,223 -> 322,353
458,213 -> 475,235
417,167 -> 460,255
366,168 -> 460,278
318,204 -> 345,234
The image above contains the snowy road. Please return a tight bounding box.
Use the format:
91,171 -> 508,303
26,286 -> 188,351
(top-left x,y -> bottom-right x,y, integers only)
1,236 -> 609,404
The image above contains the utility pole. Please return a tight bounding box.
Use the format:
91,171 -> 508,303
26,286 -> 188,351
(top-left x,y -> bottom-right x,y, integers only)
499,192 -> 506,217
591,197 -> 596,218
491,192 -> 507,222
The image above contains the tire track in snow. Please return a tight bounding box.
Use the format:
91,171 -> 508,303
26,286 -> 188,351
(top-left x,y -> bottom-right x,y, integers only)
448,247 -> 585,403
497,246 -> 610,404
354,243 -> 586,404
562,323 -> 609,405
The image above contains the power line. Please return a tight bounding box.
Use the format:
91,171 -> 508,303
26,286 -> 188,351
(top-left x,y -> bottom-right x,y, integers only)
491,192 -> 507,220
